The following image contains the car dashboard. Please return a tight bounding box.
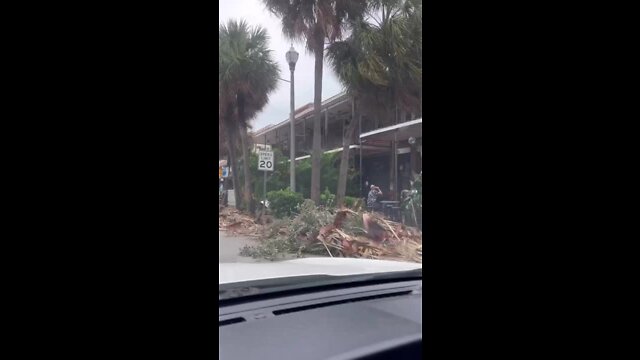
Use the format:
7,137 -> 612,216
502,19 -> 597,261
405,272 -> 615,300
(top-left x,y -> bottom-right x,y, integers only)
219,279 -> 422,360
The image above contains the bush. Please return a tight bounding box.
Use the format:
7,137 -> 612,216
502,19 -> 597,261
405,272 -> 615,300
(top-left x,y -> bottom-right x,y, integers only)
296,153 -> 344,199
239,232 -> 299,261
238,148 -> 291,202
289,152 -> 362,199
401,173 -> 422,229
240,200 -> 335,260
343,196 -> 358,209
414,174 -> 422,208
320,188 -> 336,208
239,144 -> 361,205
266,189 -> 304,218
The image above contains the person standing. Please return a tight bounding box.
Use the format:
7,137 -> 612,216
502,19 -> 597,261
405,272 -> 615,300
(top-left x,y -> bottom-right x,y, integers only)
367,185 -> 383,211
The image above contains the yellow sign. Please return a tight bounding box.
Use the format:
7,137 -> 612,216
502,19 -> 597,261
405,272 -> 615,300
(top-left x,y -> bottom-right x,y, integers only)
219,167 -> 222,178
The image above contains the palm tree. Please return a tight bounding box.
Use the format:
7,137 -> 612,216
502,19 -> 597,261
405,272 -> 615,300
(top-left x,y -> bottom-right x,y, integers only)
327,0 -> 422,206
344,0 -> 421,119
263,0 -> 367,204
219,93 -> 242,209
219,19 -> 280,213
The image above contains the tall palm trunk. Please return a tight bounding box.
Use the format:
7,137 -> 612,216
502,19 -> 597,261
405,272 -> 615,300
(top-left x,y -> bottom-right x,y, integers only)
310,40 -> 324,204
336,98 -> 358,207
223,119 -> 242,210
239,125 -> 254,213
237,95 -> 254,213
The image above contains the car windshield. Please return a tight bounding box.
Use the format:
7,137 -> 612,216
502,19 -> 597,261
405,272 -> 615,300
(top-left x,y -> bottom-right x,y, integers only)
219,0 -> 422,292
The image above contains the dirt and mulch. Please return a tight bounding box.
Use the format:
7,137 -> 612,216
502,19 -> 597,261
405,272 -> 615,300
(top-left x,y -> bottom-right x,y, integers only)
219,206 -> 264,237
232,201 -> 422,263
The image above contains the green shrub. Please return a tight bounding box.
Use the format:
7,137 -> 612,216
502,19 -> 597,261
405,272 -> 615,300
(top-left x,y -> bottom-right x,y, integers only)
240,200 -> 336,260
343,196 -> 358,209
240,149 -> 291,201
320,188 -> 336,208
239,146 -> 361,205
266,189 -> 304,218
401,173 -> 422,229
290,152 -> 362,199
239,233 -> 299,261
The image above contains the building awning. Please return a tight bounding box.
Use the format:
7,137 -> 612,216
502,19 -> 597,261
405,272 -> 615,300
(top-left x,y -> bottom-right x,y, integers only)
360,118 -> 422,142
288,145 -> 387,162
252,92 -> 350,139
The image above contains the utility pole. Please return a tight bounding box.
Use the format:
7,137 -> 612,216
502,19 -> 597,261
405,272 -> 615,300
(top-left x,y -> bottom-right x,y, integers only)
286,45 -> 299,192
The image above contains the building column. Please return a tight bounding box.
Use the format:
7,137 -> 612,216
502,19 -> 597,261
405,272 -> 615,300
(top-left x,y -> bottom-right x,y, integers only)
324,110 -> 329,149
410,143 -> 418,177
388,137 -> 397,201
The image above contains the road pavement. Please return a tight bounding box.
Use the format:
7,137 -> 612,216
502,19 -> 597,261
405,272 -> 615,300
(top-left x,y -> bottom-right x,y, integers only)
219,231 -> 261,263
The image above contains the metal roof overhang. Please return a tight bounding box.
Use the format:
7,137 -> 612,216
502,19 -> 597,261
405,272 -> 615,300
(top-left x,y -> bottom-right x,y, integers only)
288,144 -> 387,162
252,92 -> 351,141
360,118 -> 422,142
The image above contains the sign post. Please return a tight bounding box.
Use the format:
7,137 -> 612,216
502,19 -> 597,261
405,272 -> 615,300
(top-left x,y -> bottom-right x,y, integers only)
258,135 -> 274,208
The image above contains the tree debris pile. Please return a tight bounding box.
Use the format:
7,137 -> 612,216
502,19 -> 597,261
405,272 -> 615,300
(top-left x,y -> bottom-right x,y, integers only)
240,200 -> 422,263
317,209 -> 422,263
218,207 -> 262,236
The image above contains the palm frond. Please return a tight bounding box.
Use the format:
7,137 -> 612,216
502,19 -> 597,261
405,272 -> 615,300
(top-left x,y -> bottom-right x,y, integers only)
325,0 -> 422,118
262,0 -> 367,52
219,18 -> 281,130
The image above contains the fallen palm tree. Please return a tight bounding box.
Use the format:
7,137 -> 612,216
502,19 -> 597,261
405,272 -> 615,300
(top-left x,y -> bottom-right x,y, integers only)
240,201 -> 422,263
316,209 -> 422,263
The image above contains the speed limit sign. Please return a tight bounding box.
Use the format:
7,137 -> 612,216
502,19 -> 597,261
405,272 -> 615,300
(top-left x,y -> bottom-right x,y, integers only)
258,150 -> 274,171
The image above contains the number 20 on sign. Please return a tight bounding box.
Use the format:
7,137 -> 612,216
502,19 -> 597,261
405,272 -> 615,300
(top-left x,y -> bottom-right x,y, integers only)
258,151 -> 274,171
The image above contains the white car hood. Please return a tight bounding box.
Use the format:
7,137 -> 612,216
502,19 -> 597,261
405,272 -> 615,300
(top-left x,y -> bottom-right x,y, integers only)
219,257 -> 421,284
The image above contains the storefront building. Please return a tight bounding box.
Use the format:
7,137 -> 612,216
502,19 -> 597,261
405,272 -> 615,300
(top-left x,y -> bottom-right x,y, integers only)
250,91 -> 422,201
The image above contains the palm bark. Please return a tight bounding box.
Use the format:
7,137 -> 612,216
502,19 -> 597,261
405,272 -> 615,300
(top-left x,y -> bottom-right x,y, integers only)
237,94 -> 255,213
223,119 -> 243,210
310,39 -> 324,204
239,123 -> 254,213
336,98 -> 358,207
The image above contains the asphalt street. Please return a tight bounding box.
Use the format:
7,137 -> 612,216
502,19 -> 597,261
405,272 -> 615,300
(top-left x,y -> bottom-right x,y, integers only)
219,231 -> 260,263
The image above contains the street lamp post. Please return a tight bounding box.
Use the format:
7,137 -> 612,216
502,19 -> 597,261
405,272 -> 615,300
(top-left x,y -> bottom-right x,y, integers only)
286,45 -> 299,192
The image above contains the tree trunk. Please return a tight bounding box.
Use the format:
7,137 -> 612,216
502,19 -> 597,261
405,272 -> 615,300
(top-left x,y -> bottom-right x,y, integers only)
237,94 -> 254,214
224,120 -> 242,210
239,125 -> 254,214
310,42 -> 324,204
336,98 -> 358,207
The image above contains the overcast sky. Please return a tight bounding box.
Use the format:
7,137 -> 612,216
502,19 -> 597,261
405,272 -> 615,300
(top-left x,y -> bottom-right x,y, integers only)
220,0 -> 344,131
